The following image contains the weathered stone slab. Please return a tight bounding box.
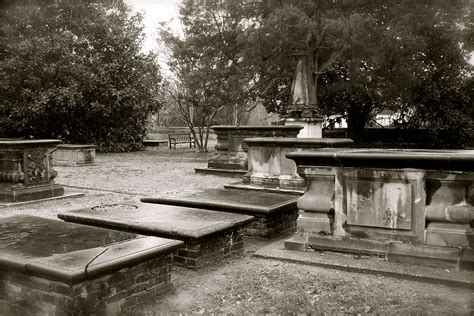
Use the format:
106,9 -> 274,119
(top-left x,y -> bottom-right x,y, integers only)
141,188 -> 299,238
345,176 -> 413,231
285,233 -> 473,271
58,203 -> 254,267
387,242 -> 460,269
256,238 -> 474,289
425,222 -> 473,248
285,234 -> 390,256
0,215 -> 183,315
0,139 -> 64,202
142,188 -> 297,216
53,144 -> 97,166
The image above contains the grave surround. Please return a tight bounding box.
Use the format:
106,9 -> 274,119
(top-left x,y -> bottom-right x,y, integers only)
58,203 -> 254,268
0,215 -> 183,315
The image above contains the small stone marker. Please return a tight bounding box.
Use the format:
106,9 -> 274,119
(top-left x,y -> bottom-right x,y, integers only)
58,203 -> 255,268
0,215 -> 183,315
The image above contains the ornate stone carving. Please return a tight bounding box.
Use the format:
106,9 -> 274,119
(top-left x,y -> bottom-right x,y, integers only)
24,149 -> 49,185
0,139 -> 63,202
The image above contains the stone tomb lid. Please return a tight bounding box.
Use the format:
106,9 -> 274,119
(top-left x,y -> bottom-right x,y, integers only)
58,203 -> 255,241
140,188 -> 298,216
287,148 -> 474,172
0,215 -> 183,284
57,144 -> 97,149
211,125 -> 303,131
0,139 -> 62,148
244,137 -> 353,147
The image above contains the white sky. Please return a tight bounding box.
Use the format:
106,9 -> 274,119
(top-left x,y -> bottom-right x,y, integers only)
124,0 -> 181,53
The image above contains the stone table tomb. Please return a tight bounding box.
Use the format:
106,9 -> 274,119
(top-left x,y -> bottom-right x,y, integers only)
0,139 -> 64,202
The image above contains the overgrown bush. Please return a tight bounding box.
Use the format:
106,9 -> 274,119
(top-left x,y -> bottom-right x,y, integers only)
0,0 -> 163,152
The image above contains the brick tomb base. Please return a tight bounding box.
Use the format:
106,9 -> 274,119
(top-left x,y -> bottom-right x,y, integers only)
174,228 -> 244,268
0,215 -> 183,315
243,208 -> 299,238
1,255 -> 173,315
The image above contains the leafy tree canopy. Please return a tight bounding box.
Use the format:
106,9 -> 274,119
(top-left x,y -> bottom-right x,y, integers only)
158,0 -> 472,147
0,0 -> 163,152
159,0 -> 258,152
241,0 -> 473,145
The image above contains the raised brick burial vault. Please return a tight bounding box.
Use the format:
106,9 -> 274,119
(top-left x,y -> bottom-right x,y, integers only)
195,125 -> 303,176
58,203 -> 254,268
0,139 -> 64,203
284,149 -> 474,271
141,188 -> 299,239
0,215 -> 183,315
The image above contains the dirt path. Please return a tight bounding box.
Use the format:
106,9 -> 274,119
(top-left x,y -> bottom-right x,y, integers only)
2,148 -> 472,314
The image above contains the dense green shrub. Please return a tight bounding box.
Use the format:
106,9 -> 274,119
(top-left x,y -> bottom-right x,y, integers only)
0,0 -> 163,152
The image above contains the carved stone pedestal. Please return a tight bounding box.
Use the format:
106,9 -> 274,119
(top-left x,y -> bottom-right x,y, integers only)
296,167 -> 335,235
0,139 -> 64,202
285,117 -> 324,138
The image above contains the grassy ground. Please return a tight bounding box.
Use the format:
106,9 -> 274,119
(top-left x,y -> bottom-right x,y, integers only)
2,147 -> 472,315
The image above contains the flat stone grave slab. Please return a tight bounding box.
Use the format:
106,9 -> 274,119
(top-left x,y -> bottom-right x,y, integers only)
58,203 -> 254,268
0,215 -> 183,315
141,188 -> 299,238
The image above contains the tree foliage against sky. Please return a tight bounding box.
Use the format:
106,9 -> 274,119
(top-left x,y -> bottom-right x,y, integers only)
159,0 -> 258,152
242,0 -> 473,144
0,0 -> 163,151
160,0 -> 472,147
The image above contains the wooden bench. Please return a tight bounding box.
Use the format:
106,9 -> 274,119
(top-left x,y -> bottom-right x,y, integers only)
168,133 -> 195,149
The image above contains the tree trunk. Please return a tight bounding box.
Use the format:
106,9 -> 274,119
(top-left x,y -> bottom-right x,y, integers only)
346,107 -> 371,143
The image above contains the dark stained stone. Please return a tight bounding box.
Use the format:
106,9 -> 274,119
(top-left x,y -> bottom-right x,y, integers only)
0,215 -> 183,283
0,139 -> 62,148
58,202 -> 255,242
140,188 -> 298,216
244,137 -> 353,148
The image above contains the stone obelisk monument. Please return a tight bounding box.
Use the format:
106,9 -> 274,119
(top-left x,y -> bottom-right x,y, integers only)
284,54 -> 324,138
